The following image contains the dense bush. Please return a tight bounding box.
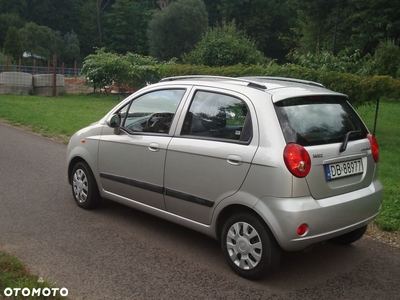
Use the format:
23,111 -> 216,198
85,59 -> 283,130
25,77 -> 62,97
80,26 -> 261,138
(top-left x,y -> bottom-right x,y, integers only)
80,49 -> 400,106
182,22 -> 267,66
81,48 -> 162,92
289,40 -> 400,79
159,63 -> 400,106
373,39 -> 400,78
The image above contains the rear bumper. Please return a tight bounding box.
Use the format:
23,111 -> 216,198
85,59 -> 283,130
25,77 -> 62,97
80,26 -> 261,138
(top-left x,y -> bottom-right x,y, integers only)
253,179 -> 383,251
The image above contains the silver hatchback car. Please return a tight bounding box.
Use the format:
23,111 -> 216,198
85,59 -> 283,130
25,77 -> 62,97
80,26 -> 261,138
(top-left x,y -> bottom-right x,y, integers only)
67,76 -> 382,279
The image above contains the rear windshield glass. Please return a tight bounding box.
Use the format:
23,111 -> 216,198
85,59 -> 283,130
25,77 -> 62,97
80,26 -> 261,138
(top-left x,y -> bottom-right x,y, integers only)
274,96 -> 368,146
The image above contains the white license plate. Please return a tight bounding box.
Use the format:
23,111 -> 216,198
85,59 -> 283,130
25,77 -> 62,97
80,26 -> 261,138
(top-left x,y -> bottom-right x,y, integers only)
325,159 -> 363,180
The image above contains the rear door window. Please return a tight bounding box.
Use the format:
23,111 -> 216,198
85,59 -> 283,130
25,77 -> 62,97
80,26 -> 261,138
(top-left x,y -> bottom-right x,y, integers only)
274,96 -> 368,146
180,91 -> 252,143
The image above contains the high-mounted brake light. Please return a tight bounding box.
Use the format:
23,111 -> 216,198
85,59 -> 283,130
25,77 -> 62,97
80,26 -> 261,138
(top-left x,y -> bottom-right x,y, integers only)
367,134 -> 379,163
283,143 -> 311,178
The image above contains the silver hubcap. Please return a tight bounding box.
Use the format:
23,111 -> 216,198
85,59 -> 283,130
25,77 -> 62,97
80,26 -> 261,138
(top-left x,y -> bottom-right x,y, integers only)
72,169 -> 88,203
226,222 -> 262,270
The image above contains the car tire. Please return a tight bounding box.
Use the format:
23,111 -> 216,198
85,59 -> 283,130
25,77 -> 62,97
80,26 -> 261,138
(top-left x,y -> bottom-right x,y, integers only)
330,225 -> 368,245
71,162 -> 101,209
221,212 -> 281,280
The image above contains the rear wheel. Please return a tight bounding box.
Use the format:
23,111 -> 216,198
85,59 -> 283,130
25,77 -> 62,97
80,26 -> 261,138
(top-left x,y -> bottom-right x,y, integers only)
221,212 -> 281,280
330,225 -> 368,245
71,162 -> 101,209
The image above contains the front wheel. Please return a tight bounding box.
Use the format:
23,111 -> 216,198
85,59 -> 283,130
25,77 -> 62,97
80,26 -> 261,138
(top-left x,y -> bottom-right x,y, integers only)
221,213 -> 281,280
71,162 -> 101,209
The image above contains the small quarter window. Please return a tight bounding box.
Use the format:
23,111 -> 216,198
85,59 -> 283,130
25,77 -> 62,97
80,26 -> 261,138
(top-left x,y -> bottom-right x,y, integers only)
181,91 -> 251,142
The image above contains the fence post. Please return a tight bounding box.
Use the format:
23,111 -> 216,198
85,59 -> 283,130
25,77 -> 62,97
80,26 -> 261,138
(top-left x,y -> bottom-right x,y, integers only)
62,62 -> 65,76
74,61 -> 77,79
52,55 -> 57,97
33,59 -> 36,75
6,56 -> 9,71
373,98 -> 380,136
47,60 -> 50,74
18,58 -> 21,72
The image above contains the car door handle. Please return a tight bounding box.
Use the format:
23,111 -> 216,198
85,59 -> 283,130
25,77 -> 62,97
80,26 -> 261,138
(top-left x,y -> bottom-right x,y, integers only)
227,154 -> 243,166
148,142 -> 160,152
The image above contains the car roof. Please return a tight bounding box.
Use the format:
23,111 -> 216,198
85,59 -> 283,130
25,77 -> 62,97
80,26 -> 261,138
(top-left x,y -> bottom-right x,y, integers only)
159,76 -> 346,101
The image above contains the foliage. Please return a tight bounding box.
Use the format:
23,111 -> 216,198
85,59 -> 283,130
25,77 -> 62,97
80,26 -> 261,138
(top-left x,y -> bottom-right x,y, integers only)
81,48 -> 166,92
104,0 -> 153,55
81,48 -> 131,91
0,13 -> 24,48
3,27 -> 23,61
218,0 -> 296,62
347,0 -> 400,55
147,0 -> 208,61
182,21 -> 267,67
159,63 -> 400,107
62,30 -> 81,65
373,39 -> 400,78
288,48 -> 374,75
18,22 -> 63,62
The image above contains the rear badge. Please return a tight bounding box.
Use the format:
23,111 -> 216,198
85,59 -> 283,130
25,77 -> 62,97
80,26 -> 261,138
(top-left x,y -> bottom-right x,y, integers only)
313,154 -> 323,158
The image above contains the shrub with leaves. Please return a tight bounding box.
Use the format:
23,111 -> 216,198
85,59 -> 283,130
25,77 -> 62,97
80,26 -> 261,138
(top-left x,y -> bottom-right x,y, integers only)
182,21 -> 267,67
373,39 -> 400,78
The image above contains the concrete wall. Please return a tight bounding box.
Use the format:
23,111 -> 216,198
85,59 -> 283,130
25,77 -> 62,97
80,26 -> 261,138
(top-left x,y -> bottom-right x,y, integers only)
33,74 -> 65,96
0,72 -> 66,96
0,72 -> 33,95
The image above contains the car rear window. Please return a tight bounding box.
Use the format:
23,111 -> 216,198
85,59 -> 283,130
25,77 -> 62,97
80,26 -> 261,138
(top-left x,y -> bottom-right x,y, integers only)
274,96 -> 368,146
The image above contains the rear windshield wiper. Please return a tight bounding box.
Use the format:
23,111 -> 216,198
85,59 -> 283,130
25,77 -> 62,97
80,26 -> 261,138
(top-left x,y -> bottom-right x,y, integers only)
340,130 -> 361,152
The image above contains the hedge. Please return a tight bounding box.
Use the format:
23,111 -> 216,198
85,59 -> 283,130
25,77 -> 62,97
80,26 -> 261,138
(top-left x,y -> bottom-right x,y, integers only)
157,63 -> 400,107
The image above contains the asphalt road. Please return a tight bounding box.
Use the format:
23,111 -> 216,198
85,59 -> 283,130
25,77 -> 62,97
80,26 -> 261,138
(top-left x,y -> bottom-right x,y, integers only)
1,123 -> 400,300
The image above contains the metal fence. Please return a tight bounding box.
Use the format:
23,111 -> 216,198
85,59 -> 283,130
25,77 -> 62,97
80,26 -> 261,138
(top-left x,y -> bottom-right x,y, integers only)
356,98 -> 399,147
0,55 -> 81,77
0,64 -> 81,77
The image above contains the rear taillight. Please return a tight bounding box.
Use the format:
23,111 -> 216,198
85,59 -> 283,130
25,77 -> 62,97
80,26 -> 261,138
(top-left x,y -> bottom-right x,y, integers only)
367,134 -> 379,163
283,143 -> 311,178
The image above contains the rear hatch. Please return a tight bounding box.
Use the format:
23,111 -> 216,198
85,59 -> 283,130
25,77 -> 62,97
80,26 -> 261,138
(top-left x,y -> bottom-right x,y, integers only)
274,95 -> 376,199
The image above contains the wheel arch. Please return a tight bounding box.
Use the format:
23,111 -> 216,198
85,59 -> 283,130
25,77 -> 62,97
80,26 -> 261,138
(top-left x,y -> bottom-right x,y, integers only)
68,156 -> 90,184
215,204 -> 274,242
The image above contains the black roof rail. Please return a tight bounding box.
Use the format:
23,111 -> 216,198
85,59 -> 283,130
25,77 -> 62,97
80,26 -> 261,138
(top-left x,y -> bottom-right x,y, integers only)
160,75 -> 267,89
241,76 -> 324,88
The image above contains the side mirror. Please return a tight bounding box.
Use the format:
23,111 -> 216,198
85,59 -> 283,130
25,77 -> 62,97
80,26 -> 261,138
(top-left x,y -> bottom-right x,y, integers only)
107,114 -> 121,128
107,114 -> 121,135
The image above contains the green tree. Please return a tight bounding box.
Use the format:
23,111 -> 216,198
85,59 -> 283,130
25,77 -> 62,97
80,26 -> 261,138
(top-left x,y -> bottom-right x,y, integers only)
24,0 -> 82,33
18,22 -> 63,62
147,0 -> 208,61
372,40 -> 400,78
105,0 -> 153,55
4,27 -> 23,61
182,21 -> 267,66
288,0 -> 351,54
62,30 -> 81,64
0,13 -> 24,48
218,0 -> 296,62
347,0 -> 400,55
0,0 -> 26,16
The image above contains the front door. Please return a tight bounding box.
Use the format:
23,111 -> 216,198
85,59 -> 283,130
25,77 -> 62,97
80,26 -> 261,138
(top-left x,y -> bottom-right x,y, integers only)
98,89 -> 187,209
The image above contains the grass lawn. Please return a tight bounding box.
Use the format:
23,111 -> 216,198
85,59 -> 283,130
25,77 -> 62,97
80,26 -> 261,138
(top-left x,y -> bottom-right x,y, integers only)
0,252 -> 67,299
0,94 -> 120,143
357,100 -> 400,231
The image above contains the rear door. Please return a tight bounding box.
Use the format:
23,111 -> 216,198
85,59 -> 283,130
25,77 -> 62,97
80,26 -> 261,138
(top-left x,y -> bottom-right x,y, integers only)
274,95 -> 376,199
164,88 -> 258,224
